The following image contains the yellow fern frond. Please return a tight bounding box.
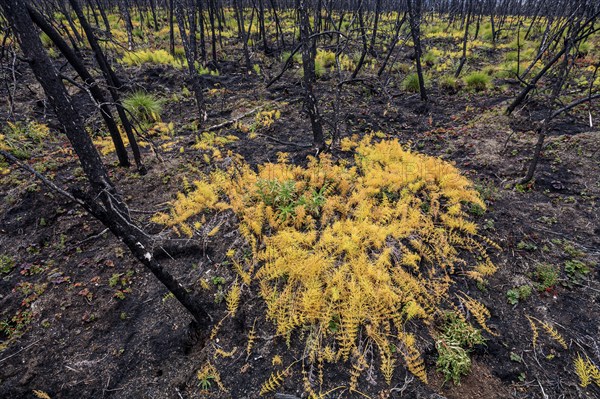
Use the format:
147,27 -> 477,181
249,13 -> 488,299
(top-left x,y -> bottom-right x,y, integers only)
232,259 -> 252,285
403,343 -> 428,384
574,354 -> 591,387
381,354 -> 396,385
207,224 -> 221,237
246,318 -> 257,359
214,346 -> 237,358
538,320 -> 568,350
260,369 -> 288,395
459,294 -> 496,336
272,355 -> 283,366
349,349 -> 368,389
525,315 -> 539,347
590,363 -> 600,386
226,281 -> 241,315
197,362 -> 226,391
32,391 -> 51,399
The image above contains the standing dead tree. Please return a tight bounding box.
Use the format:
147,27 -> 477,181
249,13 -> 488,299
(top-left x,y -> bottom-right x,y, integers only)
175,0 -> 207,121
68,0 -> 146,172
0,0 -> 212,330
506,8 -> 600,115
298,0 -> 325,150
455,0 -> 472,78
407,0 -> 427,101
27,5 -> 130,168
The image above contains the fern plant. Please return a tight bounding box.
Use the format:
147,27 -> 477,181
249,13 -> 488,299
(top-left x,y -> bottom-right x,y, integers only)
154,135 -> 499,390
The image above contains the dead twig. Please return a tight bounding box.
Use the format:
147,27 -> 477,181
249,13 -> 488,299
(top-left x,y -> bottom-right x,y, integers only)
0,338 -> 42,364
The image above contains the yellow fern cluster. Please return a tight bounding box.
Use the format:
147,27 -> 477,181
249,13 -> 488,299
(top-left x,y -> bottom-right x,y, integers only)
526,315 -> 568,350
192,131 -> 238,163
151,180 -> 224,237
255,109 -> 281,129
574,353 -> 600,388
155,135 -> 498,390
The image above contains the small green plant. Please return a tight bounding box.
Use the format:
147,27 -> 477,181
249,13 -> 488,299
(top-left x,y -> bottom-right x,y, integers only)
423,51 -> 437,66
281,50 -> 302,64
515,181 -> 534,192
314,58 -> 326,78
538,216 -> 558,225
120,49 -> 184,68
535,264 -> 558,291
403,73 -> 422,93
199,374 -> 215,390
577,41 -> 591,57
256,179 -> 297,208
436,312 -> 485,385
316,49 -> 336,68
510,352 -> 523,363
255,178 -> 330,221
563,241 -> 585,258
197,64 -> 219,76
211,276 -> 225,286
196,363 -> 223,391
564,260 -> 590,284
162,292 -> 175,302
465,71 -> 491,91
252,64 -> 261,75
123,91 -> 163,124
517,240 -> 537,251
1,121 -> 51,159
439,75 -> 460,92
109,273 -> 122,287
469,203 -> 485,216
0,255 -> 15,274
114,290 -> 127,300
506,285 -> 532,305
436,342 -> 471,385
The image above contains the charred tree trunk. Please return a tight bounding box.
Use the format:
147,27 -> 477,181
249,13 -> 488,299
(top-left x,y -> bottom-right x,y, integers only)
59,0 -> 84,45
207,0 -> 218,64
96,0 -> 112,35
351,1 -> 368,80
298,0 -> 324,150
188,0 -> 198,61
1,0 -> 211,328
234,0 -> 252,71
175,0 -> 206,119
258,0 -> 269,52
28,6 -> 130,167
455,0 -> 472,78
150,0 -> 159,31
169,0 -> 176,54
378,11 -> 406,77
69,0 -> 145,172
118,0 -> 135,50
407,0 -> 427,101
269,0 -> 285,49
197,0 -> 207,63
369,0 -> 382,56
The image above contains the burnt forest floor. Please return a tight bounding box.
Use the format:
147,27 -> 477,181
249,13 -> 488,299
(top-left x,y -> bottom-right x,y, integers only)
0,56 -> 599,399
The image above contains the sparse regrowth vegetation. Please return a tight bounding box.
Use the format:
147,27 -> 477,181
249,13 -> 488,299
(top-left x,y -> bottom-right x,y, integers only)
1,1 -> 599,398
465,71 -> 491,91
436,312 -> 485,385
403,73 -> 424,92
0,255 -> 15,274
123,91 -> 163,124
121,49 -> 184,68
